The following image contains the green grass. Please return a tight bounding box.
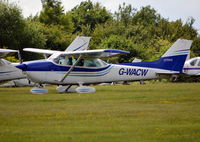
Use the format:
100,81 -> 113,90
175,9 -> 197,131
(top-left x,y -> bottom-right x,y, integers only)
0,83 -> 200,142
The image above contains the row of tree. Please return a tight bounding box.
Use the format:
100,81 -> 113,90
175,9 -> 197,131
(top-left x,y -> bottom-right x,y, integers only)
0,0 -> 199,62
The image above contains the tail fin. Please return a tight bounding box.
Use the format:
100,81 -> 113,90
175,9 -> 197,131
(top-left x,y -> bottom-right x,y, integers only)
65,36 -> 91,52
157,39 -> 192,72
121,39 -> 192,73
162,39 -> 192,58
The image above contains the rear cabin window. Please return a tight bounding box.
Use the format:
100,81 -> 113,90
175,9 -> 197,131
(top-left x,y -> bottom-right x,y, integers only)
198,60 -> 200,66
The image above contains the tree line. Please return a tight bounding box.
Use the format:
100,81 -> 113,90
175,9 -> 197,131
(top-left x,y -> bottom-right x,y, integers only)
0,0 -> 199,62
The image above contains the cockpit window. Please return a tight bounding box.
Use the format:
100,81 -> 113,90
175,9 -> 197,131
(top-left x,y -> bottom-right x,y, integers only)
54,56 -> 76,65
190,59 -> 197,66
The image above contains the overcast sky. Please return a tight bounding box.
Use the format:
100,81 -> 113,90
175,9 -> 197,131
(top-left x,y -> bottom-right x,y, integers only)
9,0 -> 200,33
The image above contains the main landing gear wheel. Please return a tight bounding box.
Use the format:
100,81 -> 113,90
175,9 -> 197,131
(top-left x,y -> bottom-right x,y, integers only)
30,88 -> 48,94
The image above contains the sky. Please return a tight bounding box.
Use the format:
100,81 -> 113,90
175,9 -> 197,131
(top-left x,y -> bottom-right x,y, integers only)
9,0 -> 200,33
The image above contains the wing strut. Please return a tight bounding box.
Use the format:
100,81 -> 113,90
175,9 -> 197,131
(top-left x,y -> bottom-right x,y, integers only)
59,55 -> 82,82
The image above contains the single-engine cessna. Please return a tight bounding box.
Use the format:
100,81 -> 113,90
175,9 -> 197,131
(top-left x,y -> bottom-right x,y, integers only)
16,38 -> 192,93
0,36 -> 90,83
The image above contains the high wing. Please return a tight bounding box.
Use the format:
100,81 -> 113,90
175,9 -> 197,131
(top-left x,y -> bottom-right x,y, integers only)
23,48 -> 59,55
60,49 -> 130,58
23,48 -> 130,59
0,49 -> 18,58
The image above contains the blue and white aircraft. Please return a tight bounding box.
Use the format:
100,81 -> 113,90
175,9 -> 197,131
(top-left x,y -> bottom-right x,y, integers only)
16,38 -> 192,93
0,36 -> 90,83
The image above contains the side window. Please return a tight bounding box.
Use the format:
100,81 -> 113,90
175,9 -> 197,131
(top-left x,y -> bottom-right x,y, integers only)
190,59 -> 197,66
198,60 -> 200,66
84,59 -> 102,67
84,60 -> 96,67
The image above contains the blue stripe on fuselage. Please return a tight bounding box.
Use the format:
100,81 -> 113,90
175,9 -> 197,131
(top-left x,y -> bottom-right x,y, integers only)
183,68 -> 200,70
120,55 -> 187,72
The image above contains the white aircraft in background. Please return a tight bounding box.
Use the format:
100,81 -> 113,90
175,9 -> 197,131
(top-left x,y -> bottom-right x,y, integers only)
183,57 -> 200,76
16,38 -> 192,93
0,49 -> 25,82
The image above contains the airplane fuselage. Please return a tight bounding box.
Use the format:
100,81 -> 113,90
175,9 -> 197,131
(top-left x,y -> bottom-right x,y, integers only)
20,60 -> 168,85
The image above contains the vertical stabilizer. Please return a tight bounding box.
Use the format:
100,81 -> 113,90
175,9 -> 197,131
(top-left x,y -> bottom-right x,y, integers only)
121,39 -> 193,73
158,39 -> 193,72
65,36 -> 91,52
162,39 -> 192,58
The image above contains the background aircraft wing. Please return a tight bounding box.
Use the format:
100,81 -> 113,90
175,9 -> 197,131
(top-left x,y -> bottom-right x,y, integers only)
23,48 -> 60,55
65,36 -> 91,51
60,49 -> 129,58
0,49 -> 18,58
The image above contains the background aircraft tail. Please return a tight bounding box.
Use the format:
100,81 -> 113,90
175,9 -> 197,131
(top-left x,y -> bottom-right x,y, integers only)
121,39 -> 193,73
65,36 -> 91,52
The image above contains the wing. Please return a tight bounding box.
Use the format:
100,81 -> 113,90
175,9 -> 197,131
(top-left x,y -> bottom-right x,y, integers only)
23,48 -> 60,55
60,49 -> 130,58
23,48 -> 129,59
65,36 -> 91,51
0,49 -> 18,58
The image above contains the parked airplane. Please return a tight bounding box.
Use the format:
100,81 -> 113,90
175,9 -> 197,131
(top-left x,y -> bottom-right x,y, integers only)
0,49 -> 25,82
16,38 -> 192,93
0,36 -> 90,83
183,57 -> 200,76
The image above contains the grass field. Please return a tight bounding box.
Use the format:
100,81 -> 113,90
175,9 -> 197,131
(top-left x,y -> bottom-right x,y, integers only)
0,83 -> 200,142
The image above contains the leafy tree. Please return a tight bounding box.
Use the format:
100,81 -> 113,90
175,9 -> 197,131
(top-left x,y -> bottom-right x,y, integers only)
39,0 -> 63,25
39,0 -> 73,32
68,0 -> 112,33
41,25 -> 74,51
132,6 -> 161,26
19,21 -> 46,60
191,37 -> 200,57
0,1 -> 25,49
99,35 -> 147,62
114,3 -> 135,26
